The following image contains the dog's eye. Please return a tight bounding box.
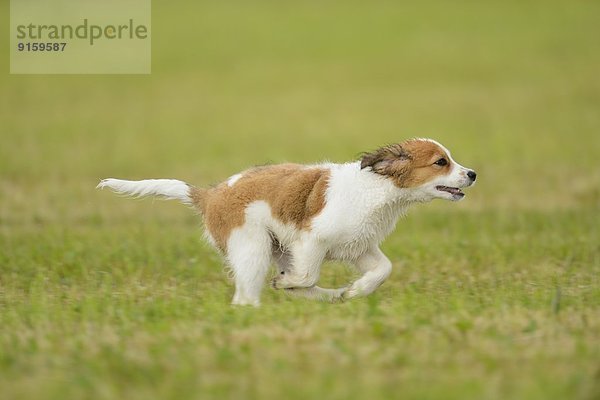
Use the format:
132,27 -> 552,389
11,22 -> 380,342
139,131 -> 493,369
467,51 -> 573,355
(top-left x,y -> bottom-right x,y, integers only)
434,158 -> 448,166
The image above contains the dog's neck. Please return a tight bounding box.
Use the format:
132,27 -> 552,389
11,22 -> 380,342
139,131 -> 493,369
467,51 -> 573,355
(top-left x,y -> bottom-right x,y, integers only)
350,162 -> 424,207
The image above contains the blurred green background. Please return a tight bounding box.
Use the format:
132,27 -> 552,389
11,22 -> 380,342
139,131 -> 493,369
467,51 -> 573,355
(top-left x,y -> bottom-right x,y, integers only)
1,1 -> 599,399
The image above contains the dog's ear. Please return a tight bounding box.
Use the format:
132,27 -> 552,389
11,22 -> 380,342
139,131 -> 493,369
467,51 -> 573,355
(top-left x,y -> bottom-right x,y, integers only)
361,144 -> 414,186
360,149 -> 386,170
361,144 -> 411,173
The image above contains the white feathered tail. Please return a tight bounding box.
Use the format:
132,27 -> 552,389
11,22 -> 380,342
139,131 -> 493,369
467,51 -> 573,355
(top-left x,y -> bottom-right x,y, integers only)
96,178 -> 194,205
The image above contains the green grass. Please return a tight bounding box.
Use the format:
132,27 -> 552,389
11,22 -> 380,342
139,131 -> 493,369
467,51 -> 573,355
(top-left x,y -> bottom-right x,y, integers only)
1,1 -> 599,399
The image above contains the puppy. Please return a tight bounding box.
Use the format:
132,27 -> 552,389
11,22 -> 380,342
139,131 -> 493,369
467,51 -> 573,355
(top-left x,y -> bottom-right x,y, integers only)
97,138 -> 476,306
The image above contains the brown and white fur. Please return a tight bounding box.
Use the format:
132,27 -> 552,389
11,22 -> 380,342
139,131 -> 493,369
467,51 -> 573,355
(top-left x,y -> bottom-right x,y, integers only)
97,138 -> 476,306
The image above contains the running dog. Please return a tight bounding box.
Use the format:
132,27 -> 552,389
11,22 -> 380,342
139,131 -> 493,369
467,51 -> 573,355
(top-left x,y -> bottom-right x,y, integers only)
97,138 -> 477,306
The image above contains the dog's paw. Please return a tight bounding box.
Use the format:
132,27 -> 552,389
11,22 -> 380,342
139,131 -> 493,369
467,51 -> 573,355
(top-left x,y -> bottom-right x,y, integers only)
328,294 -> 345,304
271,273 -> 289,290
270,275 -> 280,290
271,272 -> 313,290
339,286 -> 362,301
330,288 -> 349,303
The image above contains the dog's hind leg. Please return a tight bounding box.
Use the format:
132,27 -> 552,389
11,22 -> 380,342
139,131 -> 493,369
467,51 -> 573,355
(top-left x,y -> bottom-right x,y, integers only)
227,226 -> 272,307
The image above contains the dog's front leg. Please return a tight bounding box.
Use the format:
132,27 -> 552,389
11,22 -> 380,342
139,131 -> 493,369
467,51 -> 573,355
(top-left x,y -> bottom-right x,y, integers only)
271,238 -> 325,289
343,247 -> 392,299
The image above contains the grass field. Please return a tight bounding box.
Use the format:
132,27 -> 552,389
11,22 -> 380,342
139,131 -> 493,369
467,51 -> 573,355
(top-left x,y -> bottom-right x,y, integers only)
1,1 -> 599,399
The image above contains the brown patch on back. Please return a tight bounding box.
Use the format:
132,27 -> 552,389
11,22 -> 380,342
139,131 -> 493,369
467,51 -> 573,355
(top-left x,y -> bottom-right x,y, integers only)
191,164 -> 330,251
360,139 -> 451,188
190,187 -> 208,212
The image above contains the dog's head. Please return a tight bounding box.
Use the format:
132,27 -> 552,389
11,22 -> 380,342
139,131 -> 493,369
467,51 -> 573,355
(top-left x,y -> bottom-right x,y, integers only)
361,138 -> 476,202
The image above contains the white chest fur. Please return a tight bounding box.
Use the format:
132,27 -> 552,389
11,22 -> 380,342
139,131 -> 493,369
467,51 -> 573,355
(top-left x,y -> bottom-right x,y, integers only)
311,162 -> 411,261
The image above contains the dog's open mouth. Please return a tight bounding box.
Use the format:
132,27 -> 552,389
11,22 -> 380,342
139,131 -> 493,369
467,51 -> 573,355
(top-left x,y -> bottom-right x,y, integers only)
436,185 -> 464,198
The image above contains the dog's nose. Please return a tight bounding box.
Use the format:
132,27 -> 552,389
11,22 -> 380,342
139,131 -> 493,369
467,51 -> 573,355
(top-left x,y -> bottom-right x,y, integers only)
467,170 -> 477,181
